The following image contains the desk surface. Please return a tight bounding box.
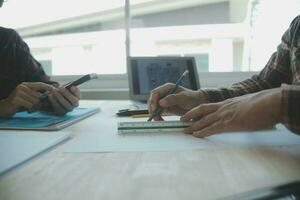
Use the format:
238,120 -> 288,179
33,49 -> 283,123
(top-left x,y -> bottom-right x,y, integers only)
0,100 -> 300,200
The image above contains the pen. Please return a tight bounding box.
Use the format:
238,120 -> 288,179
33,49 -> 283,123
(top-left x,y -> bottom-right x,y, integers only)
147,70 -> 189,121
132,113 -> 170,118
116,109 -> 149,117
132,114 -> 150,118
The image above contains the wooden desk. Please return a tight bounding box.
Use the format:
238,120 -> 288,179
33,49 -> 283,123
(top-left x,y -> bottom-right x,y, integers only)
0,100 -> 299,200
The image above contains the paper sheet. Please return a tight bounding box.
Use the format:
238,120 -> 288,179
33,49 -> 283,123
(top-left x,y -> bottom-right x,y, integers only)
65,123 -> 300,153
0,131 -> 70,175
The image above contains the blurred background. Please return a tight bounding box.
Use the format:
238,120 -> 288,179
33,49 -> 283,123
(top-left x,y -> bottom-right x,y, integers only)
1,0 -> 299,75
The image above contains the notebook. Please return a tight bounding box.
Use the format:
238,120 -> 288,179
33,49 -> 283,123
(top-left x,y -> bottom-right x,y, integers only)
0,107 -> 100,131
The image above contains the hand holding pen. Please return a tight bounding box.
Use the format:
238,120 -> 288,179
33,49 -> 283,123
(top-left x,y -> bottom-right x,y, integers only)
148,70 -> 189,121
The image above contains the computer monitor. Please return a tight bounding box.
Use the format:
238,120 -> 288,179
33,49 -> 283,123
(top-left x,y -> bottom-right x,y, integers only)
128,56 -> 200,102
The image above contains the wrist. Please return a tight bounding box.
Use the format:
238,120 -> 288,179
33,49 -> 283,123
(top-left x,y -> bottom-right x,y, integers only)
280,84 -> 290,126
198,90 -> 210,104
270,87 -> 283,124
0,99 -> 17,118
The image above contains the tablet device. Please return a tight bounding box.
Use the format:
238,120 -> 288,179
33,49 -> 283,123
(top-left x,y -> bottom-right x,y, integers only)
128,56 -> 200,101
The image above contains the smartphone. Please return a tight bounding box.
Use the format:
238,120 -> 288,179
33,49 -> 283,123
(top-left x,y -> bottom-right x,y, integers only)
63,73 -> 98,89
40,73 -> 98,100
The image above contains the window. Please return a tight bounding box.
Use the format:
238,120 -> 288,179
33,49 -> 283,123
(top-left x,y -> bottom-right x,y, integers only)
243,0 -> 300,71
1,0 -> 299,76
1,0 -> 126,75
129,0 -> 243,72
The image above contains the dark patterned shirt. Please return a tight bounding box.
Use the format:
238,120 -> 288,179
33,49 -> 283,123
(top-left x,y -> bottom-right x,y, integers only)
202,15 -> 300,134
0,27 -> 57,100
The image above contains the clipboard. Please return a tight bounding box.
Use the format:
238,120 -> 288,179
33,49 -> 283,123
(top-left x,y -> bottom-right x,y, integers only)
0,107 -> 100,131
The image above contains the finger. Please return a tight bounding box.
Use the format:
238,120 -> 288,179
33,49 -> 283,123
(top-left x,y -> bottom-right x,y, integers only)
53,89 -> 73,112
149,83 -> 176,112
181,103 -> 219,122
17,84 -> 41,99
148,103 -> 164,121
163,106 -> 187,116
159,92 -> 186,108
147,101 -> 164,121
70,86 -> 81,99
184,112 -> 219,134
14,85 -> 39,107
19,84 -> 46,102
13,97 -> 34,111
148,86 -> 173,119
193,122 -> 224,138
18,90 -> 40,106
24,82 -> 55,91
48,93 -> 67,115
58,87 -> 79,107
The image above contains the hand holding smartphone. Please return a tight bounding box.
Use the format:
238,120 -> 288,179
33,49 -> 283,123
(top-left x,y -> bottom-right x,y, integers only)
40,73 -> 98,100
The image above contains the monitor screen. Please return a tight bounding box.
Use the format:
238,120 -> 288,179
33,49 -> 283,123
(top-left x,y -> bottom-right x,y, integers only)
128,57 -> 200,101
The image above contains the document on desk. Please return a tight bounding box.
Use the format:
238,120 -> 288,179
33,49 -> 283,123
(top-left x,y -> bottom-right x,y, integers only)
0,131 -> 70,175
65,115 -> 300,153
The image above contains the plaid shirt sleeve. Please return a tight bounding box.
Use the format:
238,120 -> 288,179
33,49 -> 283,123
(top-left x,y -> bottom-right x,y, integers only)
201,15 -> 300,134
281,84 -> 300,134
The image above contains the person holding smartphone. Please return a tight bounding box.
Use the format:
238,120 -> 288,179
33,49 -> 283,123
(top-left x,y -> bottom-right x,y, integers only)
0,0 -> 80,117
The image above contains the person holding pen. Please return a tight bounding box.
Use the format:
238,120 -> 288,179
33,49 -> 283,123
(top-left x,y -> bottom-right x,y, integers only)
0,0 -> 80,117
148,15 -> 300,138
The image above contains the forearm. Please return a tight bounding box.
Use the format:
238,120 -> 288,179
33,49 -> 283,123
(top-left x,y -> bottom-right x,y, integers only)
201,74 -> 273,103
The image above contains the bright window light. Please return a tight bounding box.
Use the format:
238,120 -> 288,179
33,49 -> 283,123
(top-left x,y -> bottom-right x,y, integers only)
0,0 -> 299,75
